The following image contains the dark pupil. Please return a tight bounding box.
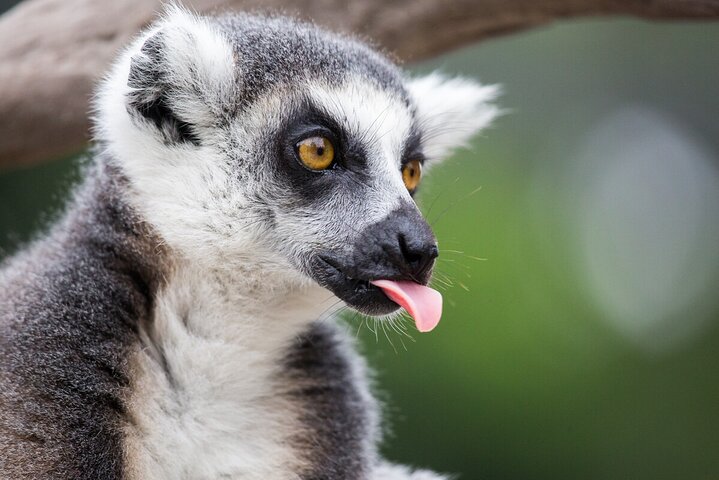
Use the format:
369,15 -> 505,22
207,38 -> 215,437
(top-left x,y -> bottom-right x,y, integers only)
316,146 -> 324,156
409,166 -> 415,177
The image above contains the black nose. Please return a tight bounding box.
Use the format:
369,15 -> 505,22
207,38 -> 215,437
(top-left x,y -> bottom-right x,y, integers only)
349,201 -> 439,285
398,233 -> 439,282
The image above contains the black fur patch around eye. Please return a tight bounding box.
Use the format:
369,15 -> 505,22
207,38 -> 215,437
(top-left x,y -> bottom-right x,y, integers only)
270,101 -> 372,205
400,126 -> 425,197
400,128 -> 424,166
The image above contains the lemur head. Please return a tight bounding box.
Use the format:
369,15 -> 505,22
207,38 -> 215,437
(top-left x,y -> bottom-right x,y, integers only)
95,6 -> 498,329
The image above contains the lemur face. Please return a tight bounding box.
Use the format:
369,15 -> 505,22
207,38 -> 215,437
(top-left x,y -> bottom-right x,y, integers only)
96,7 -> 498,323
261,81 -> 437,317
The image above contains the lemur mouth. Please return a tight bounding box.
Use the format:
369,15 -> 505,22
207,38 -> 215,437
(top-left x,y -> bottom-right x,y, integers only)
312,255 -> 443,331
313,255 -> 399,316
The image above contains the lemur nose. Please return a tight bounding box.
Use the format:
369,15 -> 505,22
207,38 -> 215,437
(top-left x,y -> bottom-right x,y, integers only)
398,234 -> 439,281
351,200 -> 438,285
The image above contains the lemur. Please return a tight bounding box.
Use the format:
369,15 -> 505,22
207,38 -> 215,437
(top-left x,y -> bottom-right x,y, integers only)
0,6 -> 498,479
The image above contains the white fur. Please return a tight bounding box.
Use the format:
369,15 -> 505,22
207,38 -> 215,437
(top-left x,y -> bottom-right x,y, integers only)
407,73 -> 500,165
124,260 -> 338,479
374,463 -> 450,480
140,5 -> 237,125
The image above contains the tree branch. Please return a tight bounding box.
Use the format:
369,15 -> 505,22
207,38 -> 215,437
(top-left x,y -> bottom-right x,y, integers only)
1,0 -> 718,170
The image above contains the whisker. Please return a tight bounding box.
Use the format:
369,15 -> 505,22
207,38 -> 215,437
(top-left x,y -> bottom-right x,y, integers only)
380,320 -> 398,353
421,177 -> 462,218
438,249 -> 488,262
429,185 -> 483,227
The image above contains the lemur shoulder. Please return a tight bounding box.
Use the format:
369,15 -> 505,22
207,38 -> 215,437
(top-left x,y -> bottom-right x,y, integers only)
0,7 -> 499,479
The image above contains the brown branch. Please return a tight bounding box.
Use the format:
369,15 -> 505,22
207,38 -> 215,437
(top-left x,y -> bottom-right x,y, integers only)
1,0 -> 718,170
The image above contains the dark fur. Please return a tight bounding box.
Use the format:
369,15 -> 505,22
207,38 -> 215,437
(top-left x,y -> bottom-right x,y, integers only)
0,160 -> 165,478
286,322 -> 377,479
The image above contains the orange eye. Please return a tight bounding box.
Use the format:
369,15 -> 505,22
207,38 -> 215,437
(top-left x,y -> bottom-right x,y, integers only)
401,159 -> 422,193
296,136 -> 335,170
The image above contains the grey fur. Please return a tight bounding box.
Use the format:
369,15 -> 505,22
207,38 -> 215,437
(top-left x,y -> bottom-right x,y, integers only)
212,14 -> 408,105
0,160 -> 166,478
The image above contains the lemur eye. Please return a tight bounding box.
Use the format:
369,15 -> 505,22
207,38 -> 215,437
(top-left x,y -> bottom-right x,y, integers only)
296,136 -> 335,170
402,159 -> 422,193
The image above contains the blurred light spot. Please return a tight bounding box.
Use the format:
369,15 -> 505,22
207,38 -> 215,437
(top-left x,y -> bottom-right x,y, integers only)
573,107 -> 719,353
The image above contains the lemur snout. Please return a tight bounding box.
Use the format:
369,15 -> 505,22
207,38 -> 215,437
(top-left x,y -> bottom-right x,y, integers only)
310,200 -> 439,317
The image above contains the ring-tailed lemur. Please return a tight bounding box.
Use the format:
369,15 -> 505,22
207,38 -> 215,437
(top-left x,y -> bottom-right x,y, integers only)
0,6 -> 498,479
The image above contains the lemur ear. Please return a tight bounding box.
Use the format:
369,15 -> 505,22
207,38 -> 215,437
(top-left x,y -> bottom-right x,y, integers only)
126,5 -> 236,145
407,73 -> 501,164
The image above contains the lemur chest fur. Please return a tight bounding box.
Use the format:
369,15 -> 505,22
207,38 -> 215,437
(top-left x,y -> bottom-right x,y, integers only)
123,263 -> 377,479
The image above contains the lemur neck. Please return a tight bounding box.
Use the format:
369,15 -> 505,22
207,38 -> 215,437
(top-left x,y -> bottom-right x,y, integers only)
161,258 -> 338,344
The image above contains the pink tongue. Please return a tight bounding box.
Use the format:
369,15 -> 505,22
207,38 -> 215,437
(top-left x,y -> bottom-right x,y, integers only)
370,280 -> 443,333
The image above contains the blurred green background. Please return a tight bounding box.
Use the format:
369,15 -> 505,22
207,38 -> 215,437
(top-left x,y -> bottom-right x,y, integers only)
2,5 -> 719,479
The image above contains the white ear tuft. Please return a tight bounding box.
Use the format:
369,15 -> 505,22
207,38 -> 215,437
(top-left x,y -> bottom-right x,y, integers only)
407,73 -> 501,164
100,4 -> 237,146
159,4 -> 236,95
154,4 -> 237,121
